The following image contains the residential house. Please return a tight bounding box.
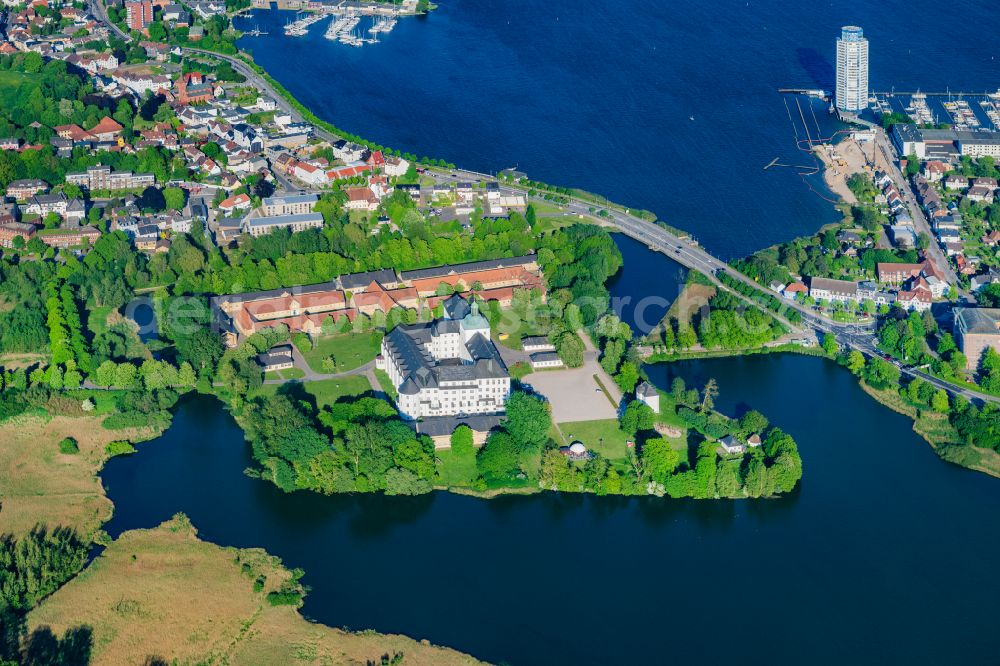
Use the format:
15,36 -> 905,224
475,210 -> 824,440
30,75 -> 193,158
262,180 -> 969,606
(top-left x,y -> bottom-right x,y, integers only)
635,381 -> 660,413
809,276 -> 858,304
88,116 -> 124,142
877,262 -> 926,285
923,161 -> 949,182
944,174 -> 968,191
5,179 -> 48,200
0,221 -> 36,248
25,193 -> 68,217
37,226 -> 101,248
967,185 -> 995,204
529,352 -> 563,369
219,193 -> 252,214
719,435 -> 746,455
896,290 -> 932,312
345,186 -> 378,211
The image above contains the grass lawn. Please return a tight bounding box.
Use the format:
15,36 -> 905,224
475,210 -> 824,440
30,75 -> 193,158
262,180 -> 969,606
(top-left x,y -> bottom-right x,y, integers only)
533,215 -> 581,233
436,448 -> 479,487
253,376 -> 373,409
529,200 -> 566,215
557,419 -> 632,461
28,516 -> 483,666
294,331 -> 382,374
373,368 -> 397,401
347,210 -> 372,225
265,367 -> 306,381
86,304 -> 114,336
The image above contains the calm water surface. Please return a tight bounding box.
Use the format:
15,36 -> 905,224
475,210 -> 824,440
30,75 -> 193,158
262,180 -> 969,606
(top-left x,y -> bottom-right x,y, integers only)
238,0 -> 1000,258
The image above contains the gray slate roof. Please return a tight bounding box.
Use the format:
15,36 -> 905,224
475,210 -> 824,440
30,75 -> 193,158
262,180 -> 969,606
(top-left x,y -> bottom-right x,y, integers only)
399,255 -> 535,282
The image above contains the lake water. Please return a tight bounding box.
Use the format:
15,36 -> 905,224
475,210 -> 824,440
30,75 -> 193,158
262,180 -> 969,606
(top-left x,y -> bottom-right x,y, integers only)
237,0 -> 1000,259
101,241 -> 1000,665
607,233 -> 687,335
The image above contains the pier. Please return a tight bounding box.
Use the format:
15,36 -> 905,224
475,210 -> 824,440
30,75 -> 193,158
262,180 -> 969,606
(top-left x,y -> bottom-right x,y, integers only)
283,11 -> 328,36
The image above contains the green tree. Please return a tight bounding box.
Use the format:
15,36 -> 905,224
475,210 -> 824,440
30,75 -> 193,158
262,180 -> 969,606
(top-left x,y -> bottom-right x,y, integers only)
641,438 -> 680,484
737,410 -> 769,437
619,400 -> 654,436
476,431 -> 521,480
450,425 -> 474,456
503,392 -> 551,450
847,350 -> 866,376
822,333 -> 838,357
700,378 -> 719,413
163,186 -> 186,211
931,389 -> 950,413
384,467 -> 432,495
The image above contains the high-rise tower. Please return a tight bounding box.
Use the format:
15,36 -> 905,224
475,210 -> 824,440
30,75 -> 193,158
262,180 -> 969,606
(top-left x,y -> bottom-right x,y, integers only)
836,26 -> 869,115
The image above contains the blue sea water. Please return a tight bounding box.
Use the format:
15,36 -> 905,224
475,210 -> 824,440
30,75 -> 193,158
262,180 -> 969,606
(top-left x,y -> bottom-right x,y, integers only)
238,0 -> 1000,259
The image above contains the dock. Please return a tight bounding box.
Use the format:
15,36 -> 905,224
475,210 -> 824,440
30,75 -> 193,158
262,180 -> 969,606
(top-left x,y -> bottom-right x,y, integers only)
283,11 -> 327,36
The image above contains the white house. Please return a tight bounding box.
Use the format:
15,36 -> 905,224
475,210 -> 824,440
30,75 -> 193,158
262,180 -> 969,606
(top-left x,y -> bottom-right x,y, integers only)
636,381 -> 660,414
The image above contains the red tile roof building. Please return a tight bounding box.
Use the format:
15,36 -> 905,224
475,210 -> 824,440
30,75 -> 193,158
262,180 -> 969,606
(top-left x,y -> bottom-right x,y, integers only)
125,0 -> 153,34
211,257 -> 545,345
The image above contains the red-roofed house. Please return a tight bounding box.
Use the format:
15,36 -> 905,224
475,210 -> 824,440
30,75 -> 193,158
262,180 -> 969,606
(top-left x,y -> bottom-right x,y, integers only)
877,262 -> 925,285
897,290 -> 932,312
325,164 -> 372,182
89,117 -> 124,142
54,124 -> 92,141
219,193 -> 252,214
292,161 -> 326,186
345,186 -> 378,211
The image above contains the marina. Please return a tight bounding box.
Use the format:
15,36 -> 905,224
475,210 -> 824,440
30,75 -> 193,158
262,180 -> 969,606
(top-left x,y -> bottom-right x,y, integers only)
264,2 -> 401,44
871,89 -> 1000,132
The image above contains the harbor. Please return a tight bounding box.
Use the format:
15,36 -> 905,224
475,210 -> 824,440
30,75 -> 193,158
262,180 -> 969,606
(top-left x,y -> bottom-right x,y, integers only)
871,89 -> 1000,131
243,0 -> 407,45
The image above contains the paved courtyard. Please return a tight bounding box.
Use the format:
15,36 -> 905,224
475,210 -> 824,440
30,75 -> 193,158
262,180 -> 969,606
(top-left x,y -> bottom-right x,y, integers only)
523,333 -> 622,423
526,366 -> 620,422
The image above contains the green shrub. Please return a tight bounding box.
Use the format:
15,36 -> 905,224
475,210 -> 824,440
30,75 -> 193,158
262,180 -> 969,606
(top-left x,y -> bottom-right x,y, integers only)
266,590 -> 302,606
58,437 -> 79,455
105,440 -> 137,457
102,410 -> 171,431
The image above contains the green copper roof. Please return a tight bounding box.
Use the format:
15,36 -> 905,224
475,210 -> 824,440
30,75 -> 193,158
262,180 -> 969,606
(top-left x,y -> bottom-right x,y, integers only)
462,300 -> 490,330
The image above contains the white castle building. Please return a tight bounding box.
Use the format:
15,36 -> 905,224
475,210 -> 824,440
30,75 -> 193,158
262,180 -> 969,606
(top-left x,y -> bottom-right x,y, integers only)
377,296 -> 510,420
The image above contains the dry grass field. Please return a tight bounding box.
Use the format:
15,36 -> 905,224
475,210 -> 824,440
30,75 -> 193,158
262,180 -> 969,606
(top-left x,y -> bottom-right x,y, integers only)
29,516 -> 487,666
0,412 -> 163,538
